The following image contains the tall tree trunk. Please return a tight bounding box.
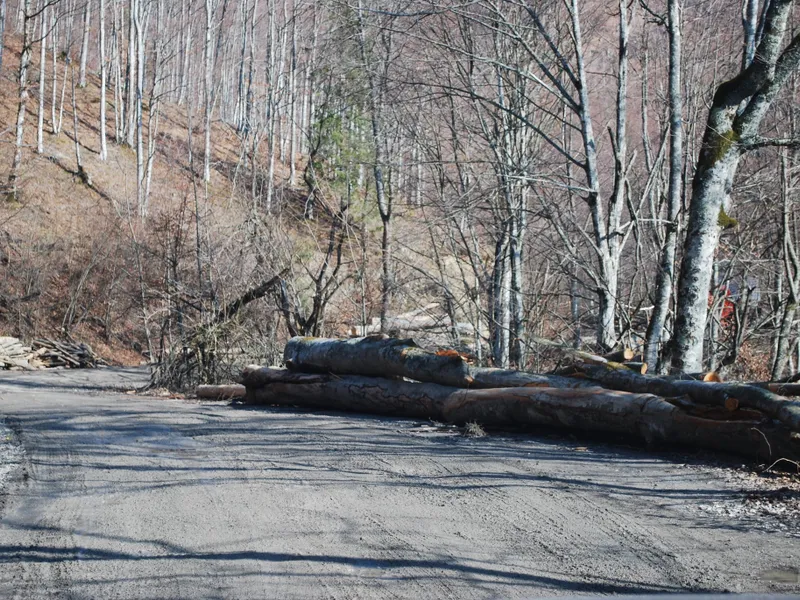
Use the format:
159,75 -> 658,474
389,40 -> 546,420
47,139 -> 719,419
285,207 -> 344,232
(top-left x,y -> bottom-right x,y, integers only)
133,0 -> 144,216
491,227 -> 511,368
645,0 -> 684,372
0,0 -> 8,73
7,0 -> 32,201
36,3 -> 47,154
98,0 -> 107,160
356,0 -> 392,332
569,0 -> 618,351
202,0 -> 214,182
773,151 -> 800,379
125,0 -> 136,146
79,0 -> 91,87
288,4 -> 297,186
50,7 -> 57,133
670,0 -> 800,373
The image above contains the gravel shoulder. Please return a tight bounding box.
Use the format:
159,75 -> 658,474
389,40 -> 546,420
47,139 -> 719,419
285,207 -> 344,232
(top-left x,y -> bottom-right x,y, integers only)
0,368 -> 799,598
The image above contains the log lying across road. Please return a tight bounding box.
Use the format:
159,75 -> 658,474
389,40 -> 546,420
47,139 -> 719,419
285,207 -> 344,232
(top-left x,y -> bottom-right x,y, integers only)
242,367 -> 799,461
238,336 -> 800,464
284,335 -> 591,390
563,363 -> 800,432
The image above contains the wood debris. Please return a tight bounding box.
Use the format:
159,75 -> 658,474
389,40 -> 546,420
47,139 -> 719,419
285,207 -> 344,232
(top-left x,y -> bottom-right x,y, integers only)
0,336 -> 106,370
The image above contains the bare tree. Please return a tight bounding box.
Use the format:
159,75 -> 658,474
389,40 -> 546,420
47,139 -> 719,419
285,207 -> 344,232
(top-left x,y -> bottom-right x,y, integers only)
669,0 -> 800,372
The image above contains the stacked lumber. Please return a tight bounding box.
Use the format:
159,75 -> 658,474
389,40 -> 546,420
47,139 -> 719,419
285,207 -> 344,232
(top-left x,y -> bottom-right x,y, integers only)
241,336 -> 800,464
0,336 -> 106,370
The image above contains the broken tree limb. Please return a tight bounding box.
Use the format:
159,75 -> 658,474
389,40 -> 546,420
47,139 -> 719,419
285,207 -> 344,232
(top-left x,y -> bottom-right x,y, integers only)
565,363 -> 800,432
244,369 -> 800,461
196,384 -> 246,400
212,268 -> 289,325
284,336 -> 474,387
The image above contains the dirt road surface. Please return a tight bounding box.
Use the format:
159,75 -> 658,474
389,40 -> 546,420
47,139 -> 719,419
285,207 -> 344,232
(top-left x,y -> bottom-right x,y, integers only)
0,368 -> 798,599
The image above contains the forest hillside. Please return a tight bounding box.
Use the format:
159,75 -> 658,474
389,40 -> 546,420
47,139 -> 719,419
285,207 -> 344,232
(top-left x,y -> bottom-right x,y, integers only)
0,0 -> 799,387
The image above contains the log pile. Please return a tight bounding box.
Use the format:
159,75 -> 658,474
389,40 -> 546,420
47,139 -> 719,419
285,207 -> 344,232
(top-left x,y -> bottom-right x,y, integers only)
0,336 -> 106,370
241,336 -> 800,464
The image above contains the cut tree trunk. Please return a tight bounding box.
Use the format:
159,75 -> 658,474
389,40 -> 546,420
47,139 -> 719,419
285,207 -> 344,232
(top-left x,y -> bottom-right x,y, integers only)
284,336 -> 474,387
753,383 -> 800,397
243,368 -> 799,462
196,384 -> 245,400
566,363 -> 800,432
283,336 -> 592,390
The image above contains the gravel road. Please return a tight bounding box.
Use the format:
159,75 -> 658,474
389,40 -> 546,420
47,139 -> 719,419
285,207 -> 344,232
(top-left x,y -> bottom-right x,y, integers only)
0,368 -> 798,598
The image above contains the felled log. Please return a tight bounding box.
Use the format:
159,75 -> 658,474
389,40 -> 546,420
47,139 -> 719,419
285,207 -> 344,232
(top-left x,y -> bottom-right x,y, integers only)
283,336 -> 592,390
284,335 -> 474,387
664,372 -> 723,382
244,368 -> 800,461
753,383 -> 800,397
601,348 -> 635,362
196,384 -> 246,400
625,362 -> 648,375
571,351 -> 647,375
566,363 -> 800,432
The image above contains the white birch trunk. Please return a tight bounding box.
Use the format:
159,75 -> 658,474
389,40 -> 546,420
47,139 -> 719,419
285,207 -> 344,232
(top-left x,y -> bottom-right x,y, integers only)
79,0 -> 91,87
98,0 -> 107,160
7,0 -> 32,200
36,3 -> 46,154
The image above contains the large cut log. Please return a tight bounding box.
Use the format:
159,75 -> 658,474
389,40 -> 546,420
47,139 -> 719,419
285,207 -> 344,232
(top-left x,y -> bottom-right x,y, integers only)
283,336 -> 590,389
566,363 -> 800,432
753,382 -> 800,397
196,384 -> 246,400
244,369 -> 800,461
602,348 -> 635,363
284,336 -> 475,387
246,367 -> 451,417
